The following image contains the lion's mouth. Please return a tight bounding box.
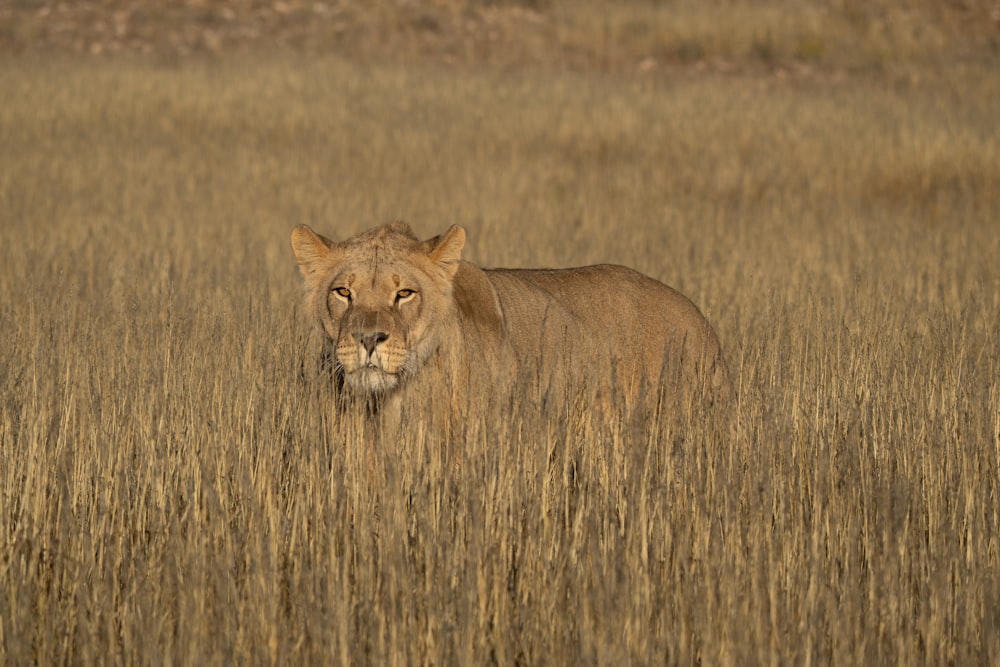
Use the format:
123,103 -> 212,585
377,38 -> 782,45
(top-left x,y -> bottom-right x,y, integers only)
343,364 -> 400,394
336,338 -> 408,394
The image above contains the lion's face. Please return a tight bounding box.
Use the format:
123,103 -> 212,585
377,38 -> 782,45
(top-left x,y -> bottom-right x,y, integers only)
291,222 -> 465,396
319,252 -> 446,394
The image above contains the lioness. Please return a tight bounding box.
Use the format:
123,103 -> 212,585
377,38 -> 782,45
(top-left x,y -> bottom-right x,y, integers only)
291,222 -> 727,428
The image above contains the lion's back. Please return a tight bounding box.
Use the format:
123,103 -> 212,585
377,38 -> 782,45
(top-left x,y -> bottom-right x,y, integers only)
483,265 -> 727,402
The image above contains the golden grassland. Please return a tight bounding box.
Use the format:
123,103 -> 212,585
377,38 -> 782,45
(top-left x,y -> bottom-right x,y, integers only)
2,33 -> 1000,666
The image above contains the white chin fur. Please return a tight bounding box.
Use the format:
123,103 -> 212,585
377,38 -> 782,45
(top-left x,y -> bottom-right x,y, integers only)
343,368 -> 400,394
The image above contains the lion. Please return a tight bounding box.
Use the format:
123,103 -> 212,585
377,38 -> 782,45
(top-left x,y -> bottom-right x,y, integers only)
290,222 -> 728,430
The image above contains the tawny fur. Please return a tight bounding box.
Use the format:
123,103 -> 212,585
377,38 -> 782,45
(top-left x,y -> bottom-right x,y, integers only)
291,222 -> 728,426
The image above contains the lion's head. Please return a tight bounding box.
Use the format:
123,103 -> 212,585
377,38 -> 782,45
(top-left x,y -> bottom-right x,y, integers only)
290,222 -> 466,396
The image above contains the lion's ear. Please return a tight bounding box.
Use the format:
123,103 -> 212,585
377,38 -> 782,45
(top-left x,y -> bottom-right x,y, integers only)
290,225 -> 332,278
427,225 -> 466,279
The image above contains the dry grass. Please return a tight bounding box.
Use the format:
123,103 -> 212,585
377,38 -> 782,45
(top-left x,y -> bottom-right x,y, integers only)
2,44 -> 999,665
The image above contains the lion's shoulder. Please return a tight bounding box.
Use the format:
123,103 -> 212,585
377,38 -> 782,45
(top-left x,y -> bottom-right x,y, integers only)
452,261 -> 506,337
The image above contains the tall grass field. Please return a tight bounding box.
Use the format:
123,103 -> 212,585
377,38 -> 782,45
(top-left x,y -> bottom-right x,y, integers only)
2,14 -> 999,663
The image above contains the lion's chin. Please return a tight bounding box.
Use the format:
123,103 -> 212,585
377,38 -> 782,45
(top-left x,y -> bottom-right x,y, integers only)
343,367 -> 400,395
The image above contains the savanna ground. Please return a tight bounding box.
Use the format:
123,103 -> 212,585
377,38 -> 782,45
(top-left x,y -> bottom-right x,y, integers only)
2,1 -> 999,664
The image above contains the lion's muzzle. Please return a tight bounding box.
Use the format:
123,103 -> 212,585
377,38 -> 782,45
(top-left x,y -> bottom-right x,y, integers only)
336,316 -> 406,394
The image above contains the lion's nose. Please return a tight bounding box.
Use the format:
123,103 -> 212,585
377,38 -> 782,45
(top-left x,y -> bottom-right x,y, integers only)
358,332 -> 389,356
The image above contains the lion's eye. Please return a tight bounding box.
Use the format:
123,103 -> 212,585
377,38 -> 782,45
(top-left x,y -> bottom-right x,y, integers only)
396,289 -> 416,302
332,287 -> 352,300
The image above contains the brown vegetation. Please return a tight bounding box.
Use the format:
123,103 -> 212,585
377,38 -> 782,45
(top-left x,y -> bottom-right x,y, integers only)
2,0 -> 998,73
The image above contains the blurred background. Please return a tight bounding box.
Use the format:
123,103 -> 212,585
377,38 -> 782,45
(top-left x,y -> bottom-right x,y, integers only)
3,0 -> 998,72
